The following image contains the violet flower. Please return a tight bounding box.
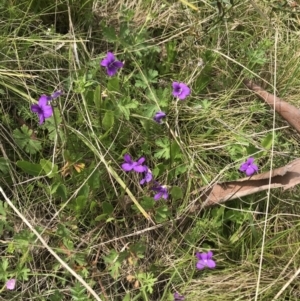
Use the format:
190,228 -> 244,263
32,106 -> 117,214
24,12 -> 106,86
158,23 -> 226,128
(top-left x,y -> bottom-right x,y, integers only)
196,251 -> 216,270
151,182 -> 168,200
172,82 -> 190,100
6,278 -> 16,290
153,111 -> 166,124
49,90 -> 63,100
239,157 -> 258,176
101,52 -> 124,76
31,95 -> 53,124
140,168 -> 153,185
174,292 -> 185,300
121,154 -> 146,173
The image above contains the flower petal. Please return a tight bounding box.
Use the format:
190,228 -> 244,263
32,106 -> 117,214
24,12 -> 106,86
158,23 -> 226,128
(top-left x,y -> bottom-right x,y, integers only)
31,104 -> 40,113
122,163 -> 133,171
196,261 -> 205,270
206,259 -> 216,269
172,82 -> 180,89
123,154 -> 132,163
51,90 -> 62,99
106,52 -> 115,62
154,192 -> 162,200
200,252 -> 208,260
100,57 -> 109,67
112,61 -> 123,69
136,157 -> 145,165
239,162 -> 248,172
107,66 -> 118,76
6,279 -> 16,290
38,95 -> 49,107
42,106 -> 53,118
247,157 -> 254,164
246,166 -> 255,176
38,113 -> 45,124
195,252 -> 202,260
207,251 -> 213,259
133,165 -> 146,173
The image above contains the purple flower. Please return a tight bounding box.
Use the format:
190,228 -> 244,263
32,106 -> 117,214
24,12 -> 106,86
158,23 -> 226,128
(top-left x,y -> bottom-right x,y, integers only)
31,95 -> 53,124
101,52 -> 124,76
140,168 -> 153,185
153,111 -> 166,124
151,182 -> 168,200
239,157 -> 258,176
6,278 -> 16,290
50,90 -> 63,100
196,251 -> 216,270
172,82 -> 190,100
174,292 -> 185,301
121,154 -> 147,173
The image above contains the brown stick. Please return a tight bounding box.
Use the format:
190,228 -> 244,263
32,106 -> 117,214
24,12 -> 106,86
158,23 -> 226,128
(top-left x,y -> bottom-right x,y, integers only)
243,79 -> 300,133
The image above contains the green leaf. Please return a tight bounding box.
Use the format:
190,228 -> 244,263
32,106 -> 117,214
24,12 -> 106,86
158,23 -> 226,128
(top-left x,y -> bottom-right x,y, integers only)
2,258 -> 8,271
0,157 -> 9,175
74,196 -> 86,213
102,201 -> 114,215
101,23 -> 117,42
16,161 -> 43,176
13,125 -> 42,154
122,293 -> 131,301
102,110 -> 115,130
261,132 -> 275,150
141,197 -> 155,210
170,186 -> 183,200
170,141 -> 182,161
55,184 -> 68,201
93,85 -> 102,112
107,77 -> 120,92
46,108 -> 64,141
155,205 -> 170,222
154,138 -> 170,159
40,159 -> 58,178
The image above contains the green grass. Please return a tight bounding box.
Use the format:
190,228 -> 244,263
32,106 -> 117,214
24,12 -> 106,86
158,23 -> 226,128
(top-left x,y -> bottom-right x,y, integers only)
1,0 -> 300,300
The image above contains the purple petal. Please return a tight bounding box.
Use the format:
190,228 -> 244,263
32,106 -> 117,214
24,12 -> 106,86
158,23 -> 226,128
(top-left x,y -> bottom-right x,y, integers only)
140,169 -> 153,185
51,90 -> 62,99
38,95 -> 49,107
246,166 -> 255,176
123,154 -> 132,163
200,253 -> 208,260
162,191 -> 168,199
133,165 -> 146,173
239,162 -> 248,172
172,82 -> 180,90
195,252 -> 202,260
247,157 -> 254,164
106,52 -> 115,62
174,292 -> 185,301
153,111 -> 166,123
154,192 -> 162,201
31,104 -> 40,113
178,83 -> 190,100
106,66 -> 118,77
136,157 -> 145,165
207,251 -> 213,259
112,61 -> 123,69
38,113 -> 45,124
206,259 -> 216,269
196,261 -> 205,270
42,106 -> 53,118
100,57 -> 109,67
122,163 -> 133,171
6,279 -> 16,290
